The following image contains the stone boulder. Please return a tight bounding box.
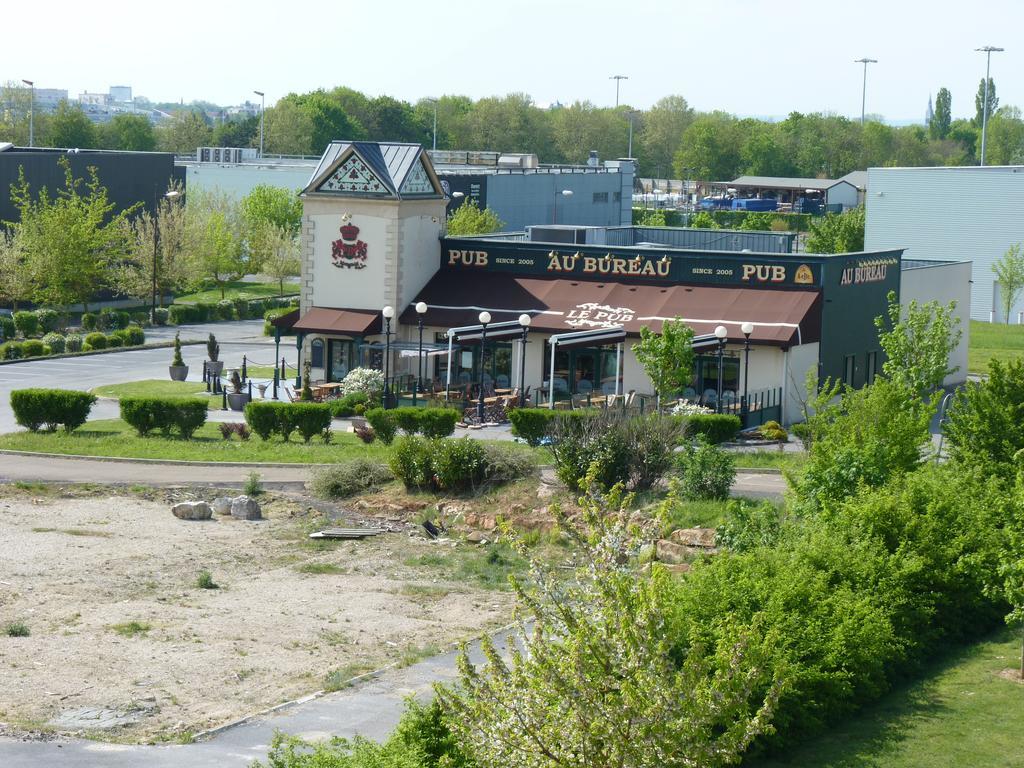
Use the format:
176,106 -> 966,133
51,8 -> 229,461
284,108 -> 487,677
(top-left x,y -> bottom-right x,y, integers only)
212,497 -> 233,516
655,539 -> 689,564
669,527 -> 717,549
171,501 -> 212,521
464,510 -> 498,531
230,495 -> 262,521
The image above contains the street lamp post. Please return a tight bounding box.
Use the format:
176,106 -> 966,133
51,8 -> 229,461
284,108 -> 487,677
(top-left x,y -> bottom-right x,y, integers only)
626,110 -> 638,158
414,301 -> 427,406
253,90 -> 265,159
854,58 -> 877,125
609,74 -> 628,107
714,325 -> 728,414
518,314 -> 531,407
151,188 -> 180,324
425,98 -> 438,151
382,306 -> 395,409
477,311 -> 491,421
553,188 -> 573,224
976,46 -> 1004,166
21,80 -> 34,147
741,322 -> 754,424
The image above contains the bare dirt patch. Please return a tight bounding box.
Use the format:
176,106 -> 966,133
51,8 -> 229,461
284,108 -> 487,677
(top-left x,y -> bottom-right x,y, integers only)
0,492 -> 512,742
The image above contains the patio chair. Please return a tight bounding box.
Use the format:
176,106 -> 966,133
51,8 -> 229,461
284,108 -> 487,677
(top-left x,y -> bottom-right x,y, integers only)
577,379 -> 594,395
601,381 -> 617,396
702,388 -> 718,408
496,374 -> 510,389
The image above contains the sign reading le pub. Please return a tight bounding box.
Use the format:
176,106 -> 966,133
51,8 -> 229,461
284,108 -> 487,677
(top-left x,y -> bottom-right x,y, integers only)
444,241 -> 820,288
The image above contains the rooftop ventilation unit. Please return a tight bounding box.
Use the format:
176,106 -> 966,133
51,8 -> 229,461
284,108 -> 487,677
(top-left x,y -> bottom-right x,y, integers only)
526,225 -> 607,245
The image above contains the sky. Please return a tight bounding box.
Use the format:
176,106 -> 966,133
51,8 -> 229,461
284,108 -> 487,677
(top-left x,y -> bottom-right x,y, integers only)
5,0 -> 1021,123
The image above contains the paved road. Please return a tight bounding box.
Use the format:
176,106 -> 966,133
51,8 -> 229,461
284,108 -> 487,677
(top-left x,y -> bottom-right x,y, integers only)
0,321 -> 297,433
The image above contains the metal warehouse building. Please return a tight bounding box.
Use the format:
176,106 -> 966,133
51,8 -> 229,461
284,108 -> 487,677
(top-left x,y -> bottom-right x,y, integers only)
866,165 -> 1024,322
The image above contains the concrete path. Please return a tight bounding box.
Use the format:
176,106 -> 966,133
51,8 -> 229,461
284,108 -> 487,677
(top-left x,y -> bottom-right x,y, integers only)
0,629 -> 513,768
0,321 -> 297,433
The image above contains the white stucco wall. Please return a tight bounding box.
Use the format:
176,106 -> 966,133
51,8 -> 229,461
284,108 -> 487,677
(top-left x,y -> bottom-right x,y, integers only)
782,342 -> 820,424
309,213 -> 389,311
900,260 -> 972,385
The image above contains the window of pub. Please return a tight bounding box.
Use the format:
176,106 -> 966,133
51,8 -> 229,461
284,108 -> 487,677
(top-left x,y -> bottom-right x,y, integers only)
693,353 -> 740,409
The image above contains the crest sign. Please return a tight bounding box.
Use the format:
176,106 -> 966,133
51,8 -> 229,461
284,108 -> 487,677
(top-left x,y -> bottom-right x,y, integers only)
331,221 -> 368,269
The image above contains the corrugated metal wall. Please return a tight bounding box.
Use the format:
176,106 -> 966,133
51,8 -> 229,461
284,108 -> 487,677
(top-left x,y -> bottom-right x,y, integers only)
866,166 -> 1024,321
632,226 -> 795,253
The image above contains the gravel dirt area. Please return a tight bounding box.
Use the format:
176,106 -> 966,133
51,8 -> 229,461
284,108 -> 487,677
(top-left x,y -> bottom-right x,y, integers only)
0,490 -> 513,743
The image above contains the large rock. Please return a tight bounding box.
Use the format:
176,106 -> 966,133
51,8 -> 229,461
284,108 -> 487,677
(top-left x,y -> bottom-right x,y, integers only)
464,510 -> 498,531
171,501 -> 212,521
669,527 -> 717,549
211,497 -> 233,516
655,539 -> 690,564
230,495 -> 262,521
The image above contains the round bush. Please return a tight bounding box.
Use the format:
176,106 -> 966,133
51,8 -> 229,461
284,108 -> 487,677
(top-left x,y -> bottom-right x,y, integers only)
0,315 -> 15,341
80,312 -> 97,331
64,333 -> 82,352
35,309 -> 60,333
21,339 -> 46,358
42,332 -> 66,354
10,388 -> 97,432
341,367 -> 384,399
106,334 -> 123,348
0,341 -> 24,360
13,311 -> 39,337
84,332 -> 107,350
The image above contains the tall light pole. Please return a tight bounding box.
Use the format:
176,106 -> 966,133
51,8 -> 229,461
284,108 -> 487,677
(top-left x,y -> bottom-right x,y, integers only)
976,46 -> 1004,166
854,58 -> 877,125
425,97 -> 438,151
253,90 -> 265,159
477,311 -> 491,421
741,322 -> 754,424
381,306 -> 395,408
609,74 -> 628,107
518,314 -> 531,407
714,325 -> 728,414
21,80 -> 34,147
626,110 -> 638,158
553,188 -> 573,224
414,301 -> 427,406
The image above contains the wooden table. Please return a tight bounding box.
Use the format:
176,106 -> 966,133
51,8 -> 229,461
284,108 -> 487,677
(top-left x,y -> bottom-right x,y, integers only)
313,382 -> 344,401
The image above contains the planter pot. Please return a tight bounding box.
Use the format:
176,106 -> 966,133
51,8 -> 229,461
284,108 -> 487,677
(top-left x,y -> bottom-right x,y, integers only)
206,360 -> 224,377
227,392 -> 251,411
257,383 -> 268,399
169,365 -> 189,381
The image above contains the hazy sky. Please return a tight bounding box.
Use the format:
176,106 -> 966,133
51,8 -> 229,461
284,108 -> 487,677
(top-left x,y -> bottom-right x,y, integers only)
6,0 -> 1020,122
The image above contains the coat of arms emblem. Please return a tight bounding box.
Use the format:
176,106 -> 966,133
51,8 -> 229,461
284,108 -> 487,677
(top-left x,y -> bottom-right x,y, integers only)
331,222 -> 368,269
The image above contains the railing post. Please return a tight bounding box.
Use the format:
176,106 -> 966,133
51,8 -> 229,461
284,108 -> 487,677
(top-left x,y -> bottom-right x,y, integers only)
241,355 -> 247,382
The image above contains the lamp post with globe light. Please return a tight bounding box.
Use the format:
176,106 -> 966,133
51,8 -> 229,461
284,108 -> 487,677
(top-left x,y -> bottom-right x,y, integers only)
714,325 -> 728,414
382,306 -> 395,408
414,301 -> 427,406
741,322 -> 754,423
518,314 -> 531,407
477,311 -> 491,421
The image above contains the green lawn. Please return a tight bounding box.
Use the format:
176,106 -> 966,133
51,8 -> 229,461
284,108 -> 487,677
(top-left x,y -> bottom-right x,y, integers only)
174,281 -> 297,304
91,380 -> 218,405
0,419 -> 392,463
969,320 -> 1024,374
731,450 -> 807,472
748,629 -> 1024,768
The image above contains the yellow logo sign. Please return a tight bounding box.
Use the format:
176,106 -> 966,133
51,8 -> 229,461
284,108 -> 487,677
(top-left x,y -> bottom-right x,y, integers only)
794,264 -> 814,285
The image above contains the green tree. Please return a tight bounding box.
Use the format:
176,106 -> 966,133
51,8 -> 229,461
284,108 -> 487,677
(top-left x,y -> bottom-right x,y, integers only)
445,199 -> 504,236
263,98 -> 314,155
930,87 -> 952,140
550,101 -> 627,165
254,226 -> 301,296
241,185 -> 302,236
992,243 -> 1024,323
633,317 -> 695,407
8,159 -> 136,311
185,189 -> 246,298
115,184 -> 191,304
462,93 -> 553,158
98,113 -> 156,151
47,101 -> 97,148
805,206 -> 865,254
0,81 -> 48,146
156,110 -> 212,154
874,290 -> 961,398
637,95 -> 694,177
997,502 -> 1024,679
975,77 -> 998,126
212,115 -> 259,148
982,107 -> 1024,166
0,228 -> 34,311
944,359 -> 1024,478
688,211 -> 720,229
438,483 -> 782,768
674,112 -> 740,180
366,95 -> 427,143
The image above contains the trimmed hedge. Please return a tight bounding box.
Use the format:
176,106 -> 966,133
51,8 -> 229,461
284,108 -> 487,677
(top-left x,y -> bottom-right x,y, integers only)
35,309 -> 60,333
13,311 -> 38,337
675,413 -> 742,444
120,396 -> 208,438
42,332 -> 65,353
390,435 -> 527,493
0,315 -> 15,341
389,406 -> 459,439
329,391 -> 369,417
168,297 -> 298,328
0,341 -> 23,360
508,408 -> 559,446
365,407 -> 398,445
84,332 -> 108,351
10,388 -> 96,432
244,401 -> 332,443
21,339 -> 46,358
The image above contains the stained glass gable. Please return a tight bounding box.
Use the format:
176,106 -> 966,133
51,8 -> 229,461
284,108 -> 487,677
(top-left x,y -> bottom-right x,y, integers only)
399,158 -> 437,195
318,153 -> 392,195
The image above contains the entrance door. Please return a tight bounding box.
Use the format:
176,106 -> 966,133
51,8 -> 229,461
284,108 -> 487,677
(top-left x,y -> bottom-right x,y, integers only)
327,339 -> 354,382
572,350 -> 597,395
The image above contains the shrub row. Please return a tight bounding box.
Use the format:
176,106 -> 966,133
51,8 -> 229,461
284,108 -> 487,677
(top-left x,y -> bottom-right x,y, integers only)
80,309 -> 133,331
0,328 -> 143,359
244,401 -> 332,443
390,436 -> 533,492
10,389 -> 96,432
120,396 -> 207,438
328,391 -> 369,417
676,413 -> 741,444
363,406 -> 460,445
168,296 -> 298,327
630,208 -> 813,232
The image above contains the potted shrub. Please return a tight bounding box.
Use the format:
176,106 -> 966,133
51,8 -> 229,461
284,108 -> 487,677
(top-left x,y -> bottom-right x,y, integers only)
227,370 -> 251,411
206,333 -> 223,377
169,332 -> 189,381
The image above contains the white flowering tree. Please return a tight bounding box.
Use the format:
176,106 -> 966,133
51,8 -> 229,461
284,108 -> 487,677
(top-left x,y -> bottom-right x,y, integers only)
340,367 -> 384,399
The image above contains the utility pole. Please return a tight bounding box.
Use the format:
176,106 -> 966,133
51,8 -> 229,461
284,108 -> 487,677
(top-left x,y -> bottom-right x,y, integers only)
609,75 -> 628,107
976,46 -> 1004,166
854,58 -> 877,125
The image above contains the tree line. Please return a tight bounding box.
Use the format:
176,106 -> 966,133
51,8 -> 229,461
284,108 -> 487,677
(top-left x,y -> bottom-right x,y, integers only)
0,161 -> 301,312
3,79 -> 1022,178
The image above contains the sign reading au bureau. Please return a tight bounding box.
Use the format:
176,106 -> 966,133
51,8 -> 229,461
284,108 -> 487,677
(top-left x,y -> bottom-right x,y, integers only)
442,240 -> 821,287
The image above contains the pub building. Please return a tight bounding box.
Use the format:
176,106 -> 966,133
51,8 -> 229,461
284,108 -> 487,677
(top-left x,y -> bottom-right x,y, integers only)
279,141 -> 969,425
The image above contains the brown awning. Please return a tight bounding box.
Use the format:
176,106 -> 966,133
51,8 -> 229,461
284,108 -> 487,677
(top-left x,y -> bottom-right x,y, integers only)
400,271 -> 820,346
292,307 -> 382,336
270,308 -> 300,328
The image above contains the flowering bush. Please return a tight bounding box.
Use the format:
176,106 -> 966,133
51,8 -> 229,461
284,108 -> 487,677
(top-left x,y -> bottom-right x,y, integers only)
340,367 -> 384,399
672,400 -> 713,416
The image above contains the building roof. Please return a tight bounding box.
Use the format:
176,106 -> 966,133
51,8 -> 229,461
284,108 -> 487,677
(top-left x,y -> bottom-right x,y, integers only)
837,170 -> 868,190
303,141 -> 444,199
401,271 -> 821,347
290,307 -> 382,336
730,175 -> 848,191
